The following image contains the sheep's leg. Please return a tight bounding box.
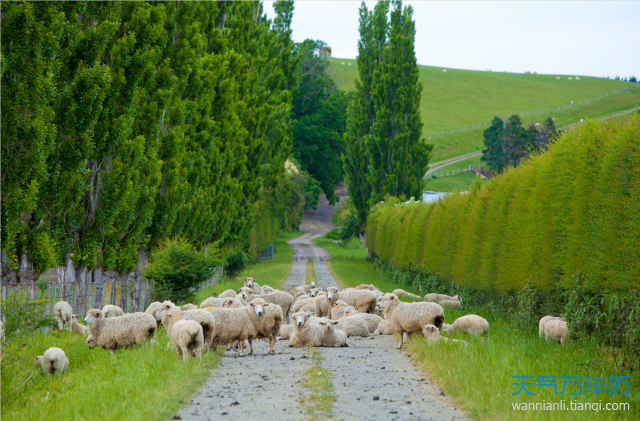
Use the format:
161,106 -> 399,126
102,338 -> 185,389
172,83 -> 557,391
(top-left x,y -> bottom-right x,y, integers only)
397,331 -> 404,349
268,334 -> 276,355
182,346 -> 189,362
195,344 -> 202,361
236,340 -> 243,357
66,319 -> 73,333
247,340 -> 253,355
57,319 -> 64,331
110,349 -> 116,357
175,343 -> 183,359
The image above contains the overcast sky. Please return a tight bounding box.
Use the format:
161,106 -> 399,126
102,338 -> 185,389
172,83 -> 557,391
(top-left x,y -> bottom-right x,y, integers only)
264,1 -> 639,78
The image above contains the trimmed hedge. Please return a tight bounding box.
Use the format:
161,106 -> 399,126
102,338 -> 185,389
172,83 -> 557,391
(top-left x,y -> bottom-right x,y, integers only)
367,116 -> 640,293
249,212 -> 279,259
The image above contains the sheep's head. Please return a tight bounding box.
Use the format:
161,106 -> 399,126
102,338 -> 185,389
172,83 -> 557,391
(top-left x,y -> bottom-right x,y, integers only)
244,277 -> 256,289
309,288 -> 319,297
293,312 -> 311,327
86,335 -> 99,349
35,355 -> 44,369
326,287 -> 339,303
72,314 -> 80,322
84,309 -> 103,325
310,281 -> 317,288
249,298 -> 267,317
155,303 -> 174,321
422,324 -> 440,339
379,293 -> 398,311
343,307 -> 357,317
318,320 -> 339,332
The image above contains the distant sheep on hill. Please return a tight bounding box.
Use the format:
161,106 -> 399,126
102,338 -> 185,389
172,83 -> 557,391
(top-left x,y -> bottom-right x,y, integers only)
442,69 -> 447,73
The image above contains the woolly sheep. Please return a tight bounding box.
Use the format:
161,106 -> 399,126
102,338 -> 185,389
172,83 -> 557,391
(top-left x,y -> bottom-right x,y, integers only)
443,69 -> 447,73
102,305 -> 125,318
54,301 -> 73,332
291,298 -> 317,314
440,300 -> 461,308
380,293 -> 445,349
290,312 -> 323,347
261,285 -> 276,294
84,309 -> 156,356
252,298 -> 283,355
392,289 -> 422,301
422,324 -> 468,345
544,319 -> 569,345
315,287 -> 340,318
539,315 -> 560,338
341,62 -> 345,65
71,314 -> 90,336
450,314 -> 489,337
556,76 -> 561,79
145,302 -> 163,317
182,304 -> 197,311
374,319 -> 395,335
254,291 -> 294,323
182,309 -> 216,352
238,287 -> 255,301
342,309 -> 382,333
348,63 -> 352,66
335,315 -> 369,337
308,288 -> 321,298
207,299 -> 266,356
337,289 -> 378,313
318,320 -> 348,347
164,309 -> 204,361
425,293 -> 460,303
223,297 -> 245,308
200,297 -> 225,309
330,300 -> 355,320
244,277 -> 263,295
576,77 -> 580,80
35,347 -> 69,376
218,289 -> 237,299
278,324 -> 294,339
568,77 -> 572,80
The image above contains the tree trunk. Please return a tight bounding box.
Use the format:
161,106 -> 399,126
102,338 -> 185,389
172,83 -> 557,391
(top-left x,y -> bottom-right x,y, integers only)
1,249 -> 38,284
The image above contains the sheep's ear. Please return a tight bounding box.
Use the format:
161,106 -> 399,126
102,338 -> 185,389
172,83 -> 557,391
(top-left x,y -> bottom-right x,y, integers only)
332,321 -> 339,325
318,321 -> 325,326
249,302 -> 254,307
264,303 -> 270,306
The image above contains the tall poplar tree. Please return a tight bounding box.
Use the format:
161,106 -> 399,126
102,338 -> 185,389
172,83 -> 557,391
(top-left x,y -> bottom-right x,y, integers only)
481,116 -> 506,173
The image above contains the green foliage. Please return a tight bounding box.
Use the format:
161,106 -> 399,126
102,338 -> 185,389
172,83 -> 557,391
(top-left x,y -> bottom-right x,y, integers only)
145,238 -> 223,303
481,116 -> 506,172
324,230 -> 341,240
223,250 -> 249,278
0,292 -> 55,339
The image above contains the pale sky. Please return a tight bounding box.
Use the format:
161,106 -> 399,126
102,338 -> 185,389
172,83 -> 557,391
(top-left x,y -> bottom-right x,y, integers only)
264,1 -> 639,78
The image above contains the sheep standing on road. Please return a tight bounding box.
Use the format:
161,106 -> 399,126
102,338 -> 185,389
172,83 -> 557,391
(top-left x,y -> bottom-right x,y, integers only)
54,301 -> 73,332
380,293 -> 445,349
35,347 -> 69,376
252,299 -> 283,355
254,291 -> 294,323
84,309 -> 157,356
207,299 -> 267,356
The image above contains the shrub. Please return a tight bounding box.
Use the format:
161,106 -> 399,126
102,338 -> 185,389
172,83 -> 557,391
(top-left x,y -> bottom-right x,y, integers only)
0,291 -> 55,339
145,237 -> 223,303
325,230 -> 341,240
224,250 -> 249,277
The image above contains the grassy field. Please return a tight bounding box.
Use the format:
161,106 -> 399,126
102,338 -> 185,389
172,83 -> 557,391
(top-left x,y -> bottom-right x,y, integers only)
313,233 -> 639,420
329,57 -> 640,160
425,172 -> 485,193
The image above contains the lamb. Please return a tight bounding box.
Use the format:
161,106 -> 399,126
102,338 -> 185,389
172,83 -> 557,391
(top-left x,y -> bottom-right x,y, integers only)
450,314 -> 489,337
35,347 -> 69,376
336,289 -> 378,314
440,300 -> 461,308
342,309 -> 382,333
244,277 -> 263,295
207,299 -> 266,356
318,321 -> 348,347
425,293 -> 460,303
278,324 -> 294,339
374,319 -> 395,335
182,309 -> 216,351
330,300 -> 355,320
539,315 -> 561,338
199,297 -> 225,309
422,324 -> 468,345
218,289 -> 237,299
182,304 -> 197,311
53,301 -> 73,332
71,314 -> 90,336
379,293 -> 445,349
84,309 -> 157,356
254,291 -> 294,323
164,309 -> 204,361
102,305 -> 125,318
315,286 -> 340,318
544,319 -> 569,345
290,312 -> 323,347
335,315 -> 369,337
392,289 -> 422,301
252,298 -> 284,355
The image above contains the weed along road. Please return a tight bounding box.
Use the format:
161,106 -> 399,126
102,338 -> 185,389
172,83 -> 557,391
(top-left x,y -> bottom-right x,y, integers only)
174,193 -> 467,421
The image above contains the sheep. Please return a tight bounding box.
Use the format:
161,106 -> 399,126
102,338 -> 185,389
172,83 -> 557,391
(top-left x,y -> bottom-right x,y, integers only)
575,76 -> 580,80
239,287 -> 255,301
341,62 -> 345,65
539,315 -> 561,338
244,277 -> 263,295
342,309 -> 382,333
145,302 -> 163,317
182,304 -> 197,311
278,324 -> 294,339
556,76 -> 561,79
84,309 -> 157,356
315,286 -> 339,318
223,297 -> 245,308
218,289 -> 237,299
290,312 -> 323,347
374,319 -> 395,335
440,300 -> 461,308
355,284 -> 378,292
392,289 -> 422,301
318,321 -> 348,347
71,314 -> 90,336
164,309 -> 204,361
336,289 -> 378,314
450,314 -> 489,337
252,298 -> 284,355
568,77 -> 572,80
379,293 -> 445,349
425,293 -> 460,303
544,319 -> 569,345
291,298 -> 317,314
199,297 -> 225,309
308,288 -> 322,298
102,305 -> 125,318
261,285 -> 276,294
335,315 -> 369,337
182,309 -> 216,351
348,63 -> 352,66
207,299 -> 266,356
35,347 -> 69,376
442,323 -> 452,332
254,291 -> 294,323
443,69 -> 448,73
53,301 -> 73,332
422,324 -> 468,345
330,300 -> 355,320
86,334 -> 99,349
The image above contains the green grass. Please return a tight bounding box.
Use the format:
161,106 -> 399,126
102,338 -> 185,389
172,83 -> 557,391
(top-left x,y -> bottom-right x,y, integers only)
407,305 -> 640,420
425,172 -> 486,193
300,348 -> 335,420
431,155 -> 483,174
306,259 -> 317,286
328,57 -> 640,160
1,328 -> 222,421
194,230 -> 303,303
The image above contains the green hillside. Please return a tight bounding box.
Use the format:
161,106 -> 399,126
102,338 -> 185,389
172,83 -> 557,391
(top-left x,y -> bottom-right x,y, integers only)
328,57 -> 640,160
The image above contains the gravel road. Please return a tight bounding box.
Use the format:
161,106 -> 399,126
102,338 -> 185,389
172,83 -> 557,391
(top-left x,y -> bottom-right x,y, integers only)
173,189 -> 468,421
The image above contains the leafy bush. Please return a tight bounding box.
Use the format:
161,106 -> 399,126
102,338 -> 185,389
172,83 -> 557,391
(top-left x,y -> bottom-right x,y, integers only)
145,238 -> 223,303
325,230 -> 341,240
0,291 -> 55,339
224,250 -> 249,277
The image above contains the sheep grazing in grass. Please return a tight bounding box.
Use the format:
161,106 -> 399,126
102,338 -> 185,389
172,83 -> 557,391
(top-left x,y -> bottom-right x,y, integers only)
338,289 -> 378,314
278,324 -> 294,339
556,76 -> 561,80
319,321 -> 348,347
54,301 -> 73,332
538,315 -> 562,338
199,297 -> 225,309
252,299 -> 283,355
84,309 -> 157,356
335,315 -> 369,337
575,76 -> 580,80
164,309 -> 204,361
145,302 -> 163,318
422,324 -> 468,345
102,305 -> 125,318
254,291 -> 294,323
218,289 -> 237,299
244,277 -> 263,295
374,319 -> 395,335
450,314 -> 489,337
544,319 -> 569,345
182,304 -> 197,311
290,312 -> 323,347
182,309 -> 216,351
35,347 -> 68,376
380,293 -> 445,349
316,286 -> 340,318
342,309 -> 382,333
440,300 -> 461,308
392,289 -> 422,301
443,69 -> 447,73
71,314 -> 89,336
568,77 -> 572,80
425,293 -> 460,303
441,323 -> 452,332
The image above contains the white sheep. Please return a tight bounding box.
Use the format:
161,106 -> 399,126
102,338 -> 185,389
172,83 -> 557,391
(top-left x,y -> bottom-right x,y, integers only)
544,319 -> 569,345
318,320 -> 348,347
261,285 -> 276,294
102,304 -> 125,318
290,312 -> 323,347
443,69 -> 447,73
342,309 -> 382,333
182,304 -> 197,311
315,287 -> 339,318
335,289 -> 378,313
278,324 -> 294,339
35,347 -> 69,376
576,77 -> 580,80
182,309 -> 216,352
223,297 -> 244,308
84,309 -> 157,356
425,293 -> 460,303
308,288 -> 322,298
341,62 -> 345,65
392,289 -> 422,301
348,63 -> 352,66
207,299 -> 266,356
556,76 -> 561,79
568,77 -> 572,80
439,300 -> 461,308
71,314 -> 90,336
244,277 -> 263,295
145,302 -> 163,317
218,289 -> 237,299
252,298 -> 283,355
164,308 -> 204,361
538,315 -> 560,338
292,297 -> 317,314
450,314 -> 489,337
374,319 -> 395,335
238,287 -> 255,301
330,300 -> 354,320
53,301 -> 73,332
335,315 -> 369,337
199,297 -> 225,309
254,291 -> 294,323
380,293 -> 445,349
422,324 -> 468,345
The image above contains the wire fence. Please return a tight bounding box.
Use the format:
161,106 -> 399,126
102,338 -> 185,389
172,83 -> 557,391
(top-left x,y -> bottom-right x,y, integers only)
427,83 -> 640,140
430,164 -> 478,178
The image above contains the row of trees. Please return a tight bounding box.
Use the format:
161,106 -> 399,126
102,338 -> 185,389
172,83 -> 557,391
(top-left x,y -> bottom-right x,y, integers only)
342,1 -> 431,231
1,1 -> 314,284
481,115 -> 557,174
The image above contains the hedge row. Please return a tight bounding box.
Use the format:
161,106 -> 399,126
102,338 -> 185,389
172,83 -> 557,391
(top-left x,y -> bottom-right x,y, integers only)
249,212 -> 279,258
367,116 -> 640,293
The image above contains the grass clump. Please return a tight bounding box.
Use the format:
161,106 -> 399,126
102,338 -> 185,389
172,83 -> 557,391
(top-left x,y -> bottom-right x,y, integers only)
300,348 -> 335,420
306,259 -> 317,285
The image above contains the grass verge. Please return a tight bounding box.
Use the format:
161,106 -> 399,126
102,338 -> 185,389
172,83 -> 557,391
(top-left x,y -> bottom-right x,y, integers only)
306,259 -> 317,285
1,328 -> 222,421
300,348 -> 335,420
425,172 -> 486,193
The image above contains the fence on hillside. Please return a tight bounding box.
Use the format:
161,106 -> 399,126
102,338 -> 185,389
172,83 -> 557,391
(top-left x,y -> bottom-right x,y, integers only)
427,83 -> 640,140
430,164 -> 478,178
